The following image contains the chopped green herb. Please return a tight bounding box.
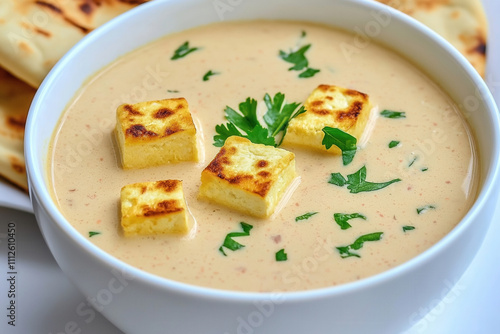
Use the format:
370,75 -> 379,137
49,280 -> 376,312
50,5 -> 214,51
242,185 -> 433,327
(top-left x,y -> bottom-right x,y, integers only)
421,167 -> 429,172
322,127 -> 357,165
167,89 -> 179,93
171,41 -> 199,60
300,30 -> 307,38
276,249 -> 288,261
403,226 -> 416,232
279,37 -> 320,78
408,156 -> 418,167
219,222 -> 253,256
334,213 -> 367,230
336,232 -> 383,258
279,44 -> 310,71
88,231 -> 101,237
299,68 -> 321,78
329,166 -> 401,194
416,205 -> 436,215
295,212 -> 318,222
380,110 -> 406,119
388,140 -> 400,148
202,70 -> 219,81
328,173 -> 347,187
213,93 -> 305,147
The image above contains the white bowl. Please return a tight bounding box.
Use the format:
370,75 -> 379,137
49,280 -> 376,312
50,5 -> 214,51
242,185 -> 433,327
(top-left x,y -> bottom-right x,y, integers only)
25,0 -> 500,333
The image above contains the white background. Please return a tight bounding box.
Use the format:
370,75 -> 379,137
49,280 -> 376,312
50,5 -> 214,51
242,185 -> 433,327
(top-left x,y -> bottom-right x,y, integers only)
0,0 -> 499,333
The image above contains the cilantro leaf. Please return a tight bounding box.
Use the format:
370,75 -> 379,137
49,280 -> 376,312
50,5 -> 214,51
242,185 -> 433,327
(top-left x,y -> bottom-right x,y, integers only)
403,225 -> 415,232
346,166 -> 401,193
295,212 -> 318,222
88,231 -> 101,237
263,93 -> 305,145
322,127 -> 357,165
328,173 -> 347,186
388,140 -> 400,148
380,110 -> 406,119
350,232 -> 384,250
171,41 -> 199,60
329,166 -> 401,193
203,70 -> 219,81
334,213 -> 366,230
219,222 -> 253,256
336,232 -> 383,258
279,34 -> 320,78
416,205 -> 436,215
213,93 -> 304,147
279,44 -> 311,71
276,249 -> 288,261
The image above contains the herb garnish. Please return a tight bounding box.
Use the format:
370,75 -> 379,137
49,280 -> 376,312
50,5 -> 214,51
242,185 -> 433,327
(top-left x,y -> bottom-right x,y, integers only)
336,232 -> 383,258
167,89 -> 179,93
276,249 -> 288,261
279,34 -> 320,78
171,41 -> 199,60
328,166 -> 401,193
403,226 -> 415,232
334,213 -> 367,230
416,205 -> 436,215
219,222 -> 253,256
203,70 -> 219,81
213,93 -> 305,147
380,110 -> 406,119
322,127 -> 357,165
88,231 -> 101,237
408,156 -> 418,167
421,167 -> 429,172
295,212 -> 318,222
388,140 -> 400,148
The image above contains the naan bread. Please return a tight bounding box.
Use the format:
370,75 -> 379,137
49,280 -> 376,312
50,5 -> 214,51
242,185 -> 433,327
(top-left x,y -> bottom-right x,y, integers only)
375,0 -> 488,77
0,0 -> 149,88
0,67 -> 35,191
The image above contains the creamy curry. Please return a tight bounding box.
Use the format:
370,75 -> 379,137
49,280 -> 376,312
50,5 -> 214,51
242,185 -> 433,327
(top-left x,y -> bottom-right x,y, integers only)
49,21 -> 477,292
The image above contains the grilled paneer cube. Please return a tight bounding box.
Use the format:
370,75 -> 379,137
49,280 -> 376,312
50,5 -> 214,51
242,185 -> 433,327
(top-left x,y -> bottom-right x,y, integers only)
115,98 -> 198,169
120,180 -> 189,236
199,136 -> 297,218
283,84 -> 372,154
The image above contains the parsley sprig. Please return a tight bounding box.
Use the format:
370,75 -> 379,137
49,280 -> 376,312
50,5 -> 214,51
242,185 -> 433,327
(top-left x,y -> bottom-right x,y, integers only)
219,222 -> 253,256
214,93 -> 305,147
322,127 -> 357,165
279,33 -> 320,78
328,166 -> 401,193
336,232 -> 383,258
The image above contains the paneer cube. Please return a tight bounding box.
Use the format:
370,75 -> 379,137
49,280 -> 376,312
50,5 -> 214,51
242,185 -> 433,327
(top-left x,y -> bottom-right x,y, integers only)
120,180 -> 189,236
199,136 -> 297,218
115,98 -> 198,169
282,84 -> 372,154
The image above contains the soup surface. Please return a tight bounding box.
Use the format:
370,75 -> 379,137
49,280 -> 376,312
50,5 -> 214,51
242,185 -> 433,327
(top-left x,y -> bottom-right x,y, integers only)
49,21 -> 477,292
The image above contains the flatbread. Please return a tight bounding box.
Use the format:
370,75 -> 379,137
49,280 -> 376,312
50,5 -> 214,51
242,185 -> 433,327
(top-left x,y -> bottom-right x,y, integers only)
0,0 -> 149,88
375,0 -> 488,77
0,67 -> 36,191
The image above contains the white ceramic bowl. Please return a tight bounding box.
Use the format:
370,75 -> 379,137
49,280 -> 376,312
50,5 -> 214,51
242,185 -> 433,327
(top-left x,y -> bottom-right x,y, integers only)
25,0 -> 500,333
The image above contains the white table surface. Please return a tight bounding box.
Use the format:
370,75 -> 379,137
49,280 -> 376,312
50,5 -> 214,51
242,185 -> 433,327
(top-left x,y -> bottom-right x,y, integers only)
1,1 -> 499,333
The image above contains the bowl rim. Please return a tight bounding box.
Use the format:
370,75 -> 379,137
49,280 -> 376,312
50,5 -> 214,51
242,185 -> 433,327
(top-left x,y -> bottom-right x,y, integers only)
25,0 -> 500,302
